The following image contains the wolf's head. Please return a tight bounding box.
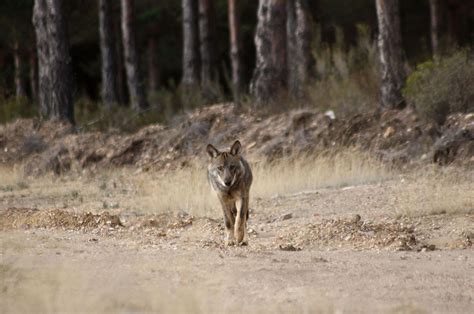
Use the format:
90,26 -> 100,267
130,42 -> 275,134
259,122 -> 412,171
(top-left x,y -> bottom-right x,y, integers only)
207,140 -> 244,188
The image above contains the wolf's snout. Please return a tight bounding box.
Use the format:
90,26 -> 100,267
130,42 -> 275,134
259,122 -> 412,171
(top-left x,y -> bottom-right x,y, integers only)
224,179 -> 232,186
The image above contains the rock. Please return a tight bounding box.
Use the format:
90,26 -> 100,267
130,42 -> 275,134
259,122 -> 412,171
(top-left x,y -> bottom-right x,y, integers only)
383,126 -> 396,138
281,213 -> 293,221
279,244 -> 302,251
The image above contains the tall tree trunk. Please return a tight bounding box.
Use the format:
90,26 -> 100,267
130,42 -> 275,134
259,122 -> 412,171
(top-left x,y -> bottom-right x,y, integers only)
33,0 -> 74,123
120,0 -> 148,111
29,48 -> 38,103
250,0 -> 288,104
147,37 -> 160,94
46,0 -> 74,123
429,0 -> 441,57
113,9 -> 126,105
288,0 -> 315,98
99,0 -> 119,108
33,0 -> 50,117
286,0 -> 298,97
375,0 -> 406,110
294,0 -> 314,89
198,0 -> 216,97
13,40 -> 27,99
228,0 -> 243,104
182,0 -> 200,91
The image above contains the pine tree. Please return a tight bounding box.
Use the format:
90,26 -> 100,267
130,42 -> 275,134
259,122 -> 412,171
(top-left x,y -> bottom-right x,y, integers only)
375,0 -> 406,109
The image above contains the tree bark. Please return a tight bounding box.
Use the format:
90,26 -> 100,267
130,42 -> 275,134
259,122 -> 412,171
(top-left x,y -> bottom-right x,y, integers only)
99,0 -> 119,108
182,0 -> 200,90
294,0 -> 314,89
429,0 -> 440,57
198,0 -> 216,96
228,0 -> 244,103
120,0 -> 148,111
147,37 -> 160,94
33,0 -> 74,123
46,0 -> 74,123
250,0 -> 288,104
33,0 -> 50,117
375,0 -> 406,109
29,48 -> 38,103
113,9 -> 126,105
286,0 -> 298,97
13,40 -> 27,99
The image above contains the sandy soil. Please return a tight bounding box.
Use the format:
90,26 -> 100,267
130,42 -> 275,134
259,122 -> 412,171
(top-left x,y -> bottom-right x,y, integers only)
1,176 -> 473,313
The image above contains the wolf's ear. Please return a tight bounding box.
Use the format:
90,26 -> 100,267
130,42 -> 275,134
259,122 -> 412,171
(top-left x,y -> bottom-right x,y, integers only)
230,140 -> 242,156
207,144 -> 219,158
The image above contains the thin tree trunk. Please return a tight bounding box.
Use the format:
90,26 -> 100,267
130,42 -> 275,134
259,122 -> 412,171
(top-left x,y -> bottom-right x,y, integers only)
147,37 -> 159,94
198,0 -> 216,97
121,0 -> 148,111
228,0 -> 243,104
32,0 -> 50,118
286,0 -> 298,97
288,0 -> 314,99
13,40 -> 27,99
113,9 -> 126,105
295,0 -> 314,88
375,0 -> 406,109
429,0 -> 440,57
250,0 -> 287,104
45,0 -> 74,123
182,0 -> 200,91
29,48 -> 38,103
99,0 -> 119,108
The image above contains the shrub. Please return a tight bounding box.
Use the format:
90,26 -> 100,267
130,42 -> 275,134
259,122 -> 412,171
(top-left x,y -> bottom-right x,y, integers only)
403,50 -> 474,124
0,96 -> 36,124
307,24 -> 380,117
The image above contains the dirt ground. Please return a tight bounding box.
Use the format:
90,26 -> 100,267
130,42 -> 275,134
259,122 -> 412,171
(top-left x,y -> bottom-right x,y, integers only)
1,168 -> 473,313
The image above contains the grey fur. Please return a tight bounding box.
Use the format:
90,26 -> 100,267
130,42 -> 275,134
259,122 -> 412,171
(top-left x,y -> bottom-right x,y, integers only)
207,140 -> 253,245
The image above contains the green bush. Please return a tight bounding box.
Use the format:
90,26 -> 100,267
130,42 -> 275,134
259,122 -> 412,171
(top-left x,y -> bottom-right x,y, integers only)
403,50 -> 474,123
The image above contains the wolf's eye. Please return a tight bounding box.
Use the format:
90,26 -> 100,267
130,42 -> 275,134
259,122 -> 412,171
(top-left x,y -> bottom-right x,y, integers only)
217,166 -> 224,171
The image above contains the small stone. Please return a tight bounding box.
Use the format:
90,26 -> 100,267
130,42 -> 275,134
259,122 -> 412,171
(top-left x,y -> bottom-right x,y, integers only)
279,244 -> 301,251
281,213 -> 293,221
383,126 -> 396,138
352,214 -> 361,223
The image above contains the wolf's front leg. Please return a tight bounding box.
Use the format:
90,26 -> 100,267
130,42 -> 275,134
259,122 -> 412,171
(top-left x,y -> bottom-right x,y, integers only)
234,197 -> 249,246
221,203 -> 236,246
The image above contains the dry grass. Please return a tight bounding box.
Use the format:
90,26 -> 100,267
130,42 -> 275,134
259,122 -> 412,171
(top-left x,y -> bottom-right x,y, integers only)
394,167 -> 473,217
135,150 -> 391,215
0,150 -> 391,216
252,150 -> 390,199
0,165 -> 29,192
2,152 -> 472,219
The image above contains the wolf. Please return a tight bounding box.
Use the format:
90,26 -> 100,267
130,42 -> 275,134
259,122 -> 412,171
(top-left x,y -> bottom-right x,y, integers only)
206,140 -> 253,246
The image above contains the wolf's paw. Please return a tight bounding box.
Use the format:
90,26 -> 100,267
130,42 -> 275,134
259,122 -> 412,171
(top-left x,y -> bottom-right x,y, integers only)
237,240 -> 248,246
226,239 -> 236,246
